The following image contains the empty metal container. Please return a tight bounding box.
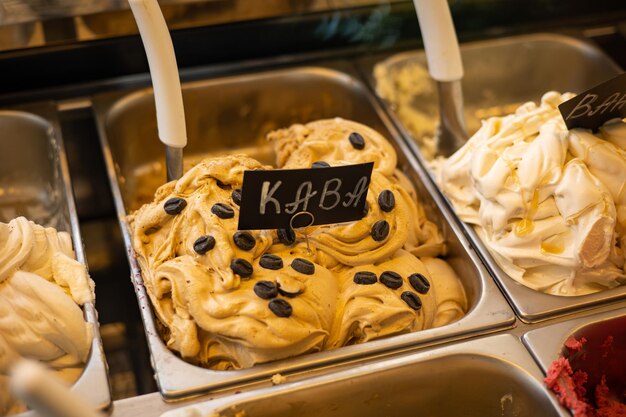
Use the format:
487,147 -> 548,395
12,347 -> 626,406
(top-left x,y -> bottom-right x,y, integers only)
0,103 -> 111,413
161,333 -> 569,417
360,33 -> 626,322
93,64 -> 514,399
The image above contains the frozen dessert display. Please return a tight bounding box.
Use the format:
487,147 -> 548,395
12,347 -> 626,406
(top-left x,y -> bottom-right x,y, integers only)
434,91 -> 626,296
545,334 -> 625,417
129,118 -> 467,370
0,216 -> 94,415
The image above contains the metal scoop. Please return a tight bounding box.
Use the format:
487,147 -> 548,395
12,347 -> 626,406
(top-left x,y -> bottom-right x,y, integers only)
129,0 -> 187,181
413,0 -> 468,157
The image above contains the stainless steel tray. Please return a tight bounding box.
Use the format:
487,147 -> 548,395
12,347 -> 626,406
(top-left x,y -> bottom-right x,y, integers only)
523,308 -> 626,375
161,333 -> 568,417
0,103 -> 111,414
358,33 -> 626,322
93,64 -> 514,400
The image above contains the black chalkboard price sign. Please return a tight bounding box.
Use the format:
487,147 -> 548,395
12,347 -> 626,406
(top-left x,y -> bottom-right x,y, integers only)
237,162 -> 374,230
559,72 -> 626,131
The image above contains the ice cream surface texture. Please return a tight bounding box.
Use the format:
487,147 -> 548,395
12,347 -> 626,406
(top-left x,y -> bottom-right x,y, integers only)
129,118 -> 467,370
435,92 -> 626,296
0,217 -> 94,415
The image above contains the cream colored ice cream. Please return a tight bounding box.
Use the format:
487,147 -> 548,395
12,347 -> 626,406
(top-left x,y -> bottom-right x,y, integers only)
0,217 -> 94,415
436,91 -> 626,295
130,119 -> 467,369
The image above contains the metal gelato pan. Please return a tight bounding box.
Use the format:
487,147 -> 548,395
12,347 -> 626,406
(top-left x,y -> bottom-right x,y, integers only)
524,308 -> 626,376
0,103 -> 111,413
359,33 -> 626,322
161,333 -> 568,417
93,64 -> 514,400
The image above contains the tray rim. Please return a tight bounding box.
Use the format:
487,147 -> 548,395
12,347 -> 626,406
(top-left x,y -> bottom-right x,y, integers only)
160,333 -> 569,417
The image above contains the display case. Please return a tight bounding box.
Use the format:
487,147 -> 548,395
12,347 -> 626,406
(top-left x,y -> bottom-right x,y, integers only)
0,1 -> 625,416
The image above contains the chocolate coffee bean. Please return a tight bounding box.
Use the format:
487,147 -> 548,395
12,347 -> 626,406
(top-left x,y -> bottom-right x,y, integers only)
353,271 -> 377,285
378,190 -> 396,212
380,271 -> 403,289
409,273 -> 430,294
291,258 -> 315,275
211,203 -> 234,219
371,220 -> 390,241
231,188 -> 242,206
233,231 -> 256,251
401,291 -> 422,311
260,254 -> 283,270
193,235 -> 216,255
253,280 -> 278,300
216,179 -> 229,189
312,161 -> 330,168
277,284 -> 301,298
230,258 -> 253,278
164,197 -> 187,215
348,132 -> 365,150
269,299 -> 293,318
277,228 -> 296,245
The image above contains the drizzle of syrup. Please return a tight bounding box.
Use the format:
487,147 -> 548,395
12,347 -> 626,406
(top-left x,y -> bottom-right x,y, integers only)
515,189 -> 539,237
541,240 -> 565,255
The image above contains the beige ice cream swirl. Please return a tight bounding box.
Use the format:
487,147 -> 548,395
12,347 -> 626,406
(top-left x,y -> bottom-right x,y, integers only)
131,119 -> 469,369
436,91 -> 626,295
326,250 -> 436,349
129,156 -> 338,367
303,169 -> 444,269
268,118 -> 398,176
191,254 -> 338,369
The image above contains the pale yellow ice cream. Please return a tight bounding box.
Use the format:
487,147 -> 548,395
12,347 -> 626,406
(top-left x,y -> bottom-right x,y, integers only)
130,119 -> 467,369
0,217 -> 94,414
435,92 -> 626,295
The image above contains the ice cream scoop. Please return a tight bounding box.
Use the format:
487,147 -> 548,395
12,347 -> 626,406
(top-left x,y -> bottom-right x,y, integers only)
435,91 -> 626,295
129,0 -> 187,181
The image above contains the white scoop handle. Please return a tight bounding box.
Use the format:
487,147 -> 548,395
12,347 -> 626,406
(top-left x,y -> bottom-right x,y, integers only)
412,0 -> 463,82
11,359 -> 104,417
129,0 -> 187,149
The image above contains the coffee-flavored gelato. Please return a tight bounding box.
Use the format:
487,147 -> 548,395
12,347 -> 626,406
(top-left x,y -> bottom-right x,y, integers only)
327,250 -> 437,349
0,217 -> 94,415
435,92 -> 626,295
269,118 -> 397,176
130,119 -> 467,369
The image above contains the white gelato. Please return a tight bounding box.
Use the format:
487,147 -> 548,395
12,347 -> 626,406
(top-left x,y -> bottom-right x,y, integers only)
0,217 -> 94,414
435,92 -> 626,295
